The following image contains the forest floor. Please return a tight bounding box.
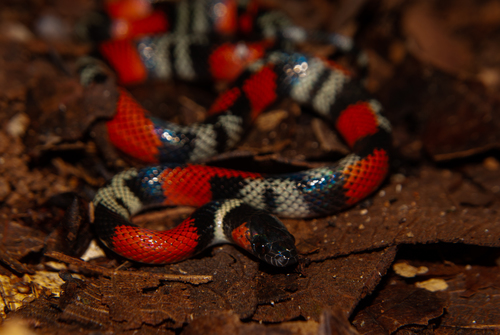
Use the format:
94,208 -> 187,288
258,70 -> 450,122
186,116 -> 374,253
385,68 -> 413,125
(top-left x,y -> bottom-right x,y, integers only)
0,0 -> 500,334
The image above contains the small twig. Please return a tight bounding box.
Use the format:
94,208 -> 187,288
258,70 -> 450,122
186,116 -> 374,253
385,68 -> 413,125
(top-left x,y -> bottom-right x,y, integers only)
45,251 -> 212,285
0,245 -> 34,275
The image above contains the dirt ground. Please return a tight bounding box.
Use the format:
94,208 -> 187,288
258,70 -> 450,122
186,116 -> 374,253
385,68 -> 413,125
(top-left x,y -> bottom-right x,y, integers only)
1,0 -> 500,334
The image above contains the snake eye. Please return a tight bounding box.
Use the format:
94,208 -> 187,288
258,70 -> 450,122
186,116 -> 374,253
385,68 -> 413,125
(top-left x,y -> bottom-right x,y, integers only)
253,242 -> 270,255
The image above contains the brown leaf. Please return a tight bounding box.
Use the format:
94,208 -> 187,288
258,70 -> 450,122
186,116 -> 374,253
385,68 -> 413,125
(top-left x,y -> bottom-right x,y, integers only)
252,247 -> 397,322
182,310 -> 321,335
352,278 -> 445,334
439,271 -> 500,330
1,221 -> 45,259
182,309 -> 358,335
462,266 -> 500,298
170,246 -> 260,319
104,284 -> 191,329
421,80 -> 500,161
402,1 -> 474,76
57,274 -> 193,330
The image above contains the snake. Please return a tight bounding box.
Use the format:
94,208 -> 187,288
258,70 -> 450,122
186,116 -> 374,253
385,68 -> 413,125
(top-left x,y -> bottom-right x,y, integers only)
88,0 -> 391,267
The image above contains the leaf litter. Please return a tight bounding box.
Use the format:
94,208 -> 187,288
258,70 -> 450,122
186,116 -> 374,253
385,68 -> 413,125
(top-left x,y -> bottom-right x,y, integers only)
1,0 -> 500,334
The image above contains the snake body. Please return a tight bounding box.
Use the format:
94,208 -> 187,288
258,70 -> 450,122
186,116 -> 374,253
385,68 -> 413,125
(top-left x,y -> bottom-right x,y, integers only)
89,1 -> 391,267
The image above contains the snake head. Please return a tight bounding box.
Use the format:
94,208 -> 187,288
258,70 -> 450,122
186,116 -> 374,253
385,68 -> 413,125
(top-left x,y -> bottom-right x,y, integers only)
245,213 -> 298,267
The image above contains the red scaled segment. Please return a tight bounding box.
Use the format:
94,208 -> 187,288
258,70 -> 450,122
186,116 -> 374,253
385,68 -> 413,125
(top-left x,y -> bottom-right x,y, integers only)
158,165 -> 262,207
106,0 -> 152,20
111,11 -> 169,40
208,87 -> 242,115
238,13 -> 254,35
336,102 -> 378,148
208,42 -> 266,82
335,102 -> 379,148
213,0 -> 238,36
106,89 -> 161,163
100,39 -> 147,85
343,148 -> 389,205
231,222 -> 252,252
242,66 -> 278,120
111,218 -> 199,264
238,0 -> 259,34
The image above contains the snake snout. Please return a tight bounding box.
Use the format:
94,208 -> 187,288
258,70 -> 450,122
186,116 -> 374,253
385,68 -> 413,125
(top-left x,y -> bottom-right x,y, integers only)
269,246 -> 299,267
247,213 -> 298,267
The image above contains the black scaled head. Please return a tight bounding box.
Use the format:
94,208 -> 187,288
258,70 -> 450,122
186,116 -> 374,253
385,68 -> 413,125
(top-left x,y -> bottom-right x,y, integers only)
246,212 -> 298,267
